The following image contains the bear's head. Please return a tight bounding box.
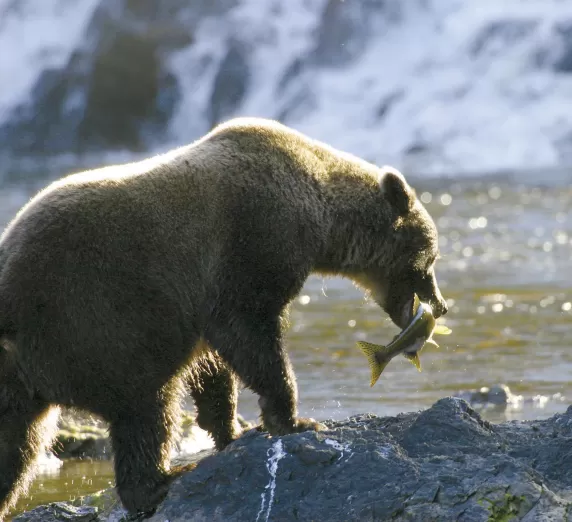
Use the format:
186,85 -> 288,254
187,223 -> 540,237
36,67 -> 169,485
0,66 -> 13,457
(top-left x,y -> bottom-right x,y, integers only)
355,166 -> 448,329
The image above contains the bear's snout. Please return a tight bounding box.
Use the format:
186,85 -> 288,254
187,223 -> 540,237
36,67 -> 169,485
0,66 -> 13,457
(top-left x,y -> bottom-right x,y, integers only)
431,296 -> 448,319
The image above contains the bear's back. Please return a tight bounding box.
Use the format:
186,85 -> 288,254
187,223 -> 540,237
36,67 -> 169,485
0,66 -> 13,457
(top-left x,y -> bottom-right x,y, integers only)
0,118 -> 382,308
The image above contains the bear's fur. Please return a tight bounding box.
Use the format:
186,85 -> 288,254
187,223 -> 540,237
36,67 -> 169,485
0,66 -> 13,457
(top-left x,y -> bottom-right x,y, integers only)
0,118 -> 447,519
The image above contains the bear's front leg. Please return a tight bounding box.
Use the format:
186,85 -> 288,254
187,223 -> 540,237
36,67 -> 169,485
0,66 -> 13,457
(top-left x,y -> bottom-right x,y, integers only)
206,314 -> 325,436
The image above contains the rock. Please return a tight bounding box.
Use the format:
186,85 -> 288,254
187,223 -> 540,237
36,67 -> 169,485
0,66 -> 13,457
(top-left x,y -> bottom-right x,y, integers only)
457,383 -> 516,407
469,19 -> 538,57
532,19 -> 572,74
553,20 -> 572,73
310,0 -> 403,67
13,503 -> 98,522
17,397 -> 572,521
376,89 -> 404,120
455,383 -> 567,419
0,0 -> 241,157
208,43 -> 250,127
55,410 -> 111,460
52,408 -> 252,460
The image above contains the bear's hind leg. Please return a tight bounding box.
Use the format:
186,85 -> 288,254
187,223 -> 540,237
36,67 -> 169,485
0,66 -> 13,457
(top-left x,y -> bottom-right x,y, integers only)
108,376 -> 185,517
206,315 -> 323,437
188,351 -> 240,451
0,373 -> 59,521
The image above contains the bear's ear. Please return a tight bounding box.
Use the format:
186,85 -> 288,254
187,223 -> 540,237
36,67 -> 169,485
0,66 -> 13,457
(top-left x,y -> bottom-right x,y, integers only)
379,166 -> 415,215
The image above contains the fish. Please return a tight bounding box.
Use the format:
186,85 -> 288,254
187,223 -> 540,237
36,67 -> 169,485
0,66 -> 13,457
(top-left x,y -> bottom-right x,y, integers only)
357,296 -> 452,387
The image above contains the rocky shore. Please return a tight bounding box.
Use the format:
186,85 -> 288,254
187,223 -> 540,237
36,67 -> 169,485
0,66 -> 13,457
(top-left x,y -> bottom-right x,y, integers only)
14,396 -> 572,522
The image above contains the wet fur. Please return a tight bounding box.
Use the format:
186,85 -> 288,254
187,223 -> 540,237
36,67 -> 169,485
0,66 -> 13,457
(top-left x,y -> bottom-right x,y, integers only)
0,118 -> 444,519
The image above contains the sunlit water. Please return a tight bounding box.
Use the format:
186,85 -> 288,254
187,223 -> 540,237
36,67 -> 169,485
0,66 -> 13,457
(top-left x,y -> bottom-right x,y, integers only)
4,171 -> 572,518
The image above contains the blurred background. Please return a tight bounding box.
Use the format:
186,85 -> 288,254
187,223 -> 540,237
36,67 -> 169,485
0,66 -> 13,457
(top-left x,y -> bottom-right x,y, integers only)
2,0 -> 572,516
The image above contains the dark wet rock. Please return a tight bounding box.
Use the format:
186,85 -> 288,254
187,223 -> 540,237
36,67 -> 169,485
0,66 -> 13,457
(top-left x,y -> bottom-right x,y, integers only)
276,87 -> 316,123
52,408 -> 253,461
455,383 -> 567,420
310,0 -> 404,68
13,503 -> 98,522
532,19 -> 572,74
55,422 -> 111,461
17,397 -> 572,521
0,0 -> 237,158
404,141 -> 431,155
276,57 -> 306,96
376,89 -> 404,120
0,0 -> 188,156
457,383 -> 515,407
553,20 -> 572,73
208,43 -> 251,127
470,18 -> 538,57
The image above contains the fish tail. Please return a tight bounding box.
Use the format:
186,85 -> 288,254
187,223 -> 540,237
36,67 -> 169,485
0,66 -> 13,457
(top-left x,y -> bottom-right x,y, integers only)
403,352 -> 423,372
357,341 -> 390,387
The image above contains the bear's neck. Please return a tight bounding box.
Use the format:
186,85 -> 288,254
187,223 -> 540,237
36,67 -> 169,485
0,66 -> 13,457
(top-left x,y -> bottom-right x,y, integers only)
313,180 -> 394,277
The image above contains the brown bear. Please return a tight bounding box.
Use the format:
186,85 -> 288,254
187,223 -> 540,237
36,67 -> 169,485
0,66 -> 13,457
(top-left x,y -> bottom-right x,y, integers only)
0,117 -> 447,519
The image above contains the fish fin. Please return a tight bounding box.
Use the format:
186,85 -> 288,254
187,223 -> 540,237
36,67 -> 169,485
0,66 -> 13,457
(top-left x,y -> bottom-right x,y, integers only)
434,325 -> 452,335
404,352 -> 422,372
357,342 -> 389,387
425,339 -> 439,349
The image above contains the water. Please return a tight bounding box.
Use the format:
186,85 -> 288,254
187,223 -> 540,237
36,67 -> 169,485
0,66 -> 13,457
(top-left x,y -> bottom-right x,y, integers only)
4,171 -> 572,518
4,0 -> 572,175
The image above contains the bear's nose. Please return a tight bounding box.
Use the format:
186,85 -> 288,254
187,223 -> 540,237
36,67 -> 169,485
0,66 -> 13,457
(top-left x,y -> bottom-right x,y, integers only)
433,297 -> 448,319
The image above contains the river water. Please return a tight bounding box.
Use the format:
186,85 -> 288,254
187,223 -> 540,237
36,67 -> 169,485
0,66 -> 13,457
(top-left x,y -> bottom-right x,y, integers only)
4,170 -> 572,518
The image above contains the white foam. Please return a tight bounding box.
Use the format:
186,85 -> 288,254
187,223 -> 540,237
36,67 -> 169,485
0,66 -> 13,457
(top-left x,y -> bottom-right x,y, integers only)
173,425 -> 215,458
324,437 -> 352,461
255,439 -> 287,522
3,0 -> 572,175
0,0 -> 99,118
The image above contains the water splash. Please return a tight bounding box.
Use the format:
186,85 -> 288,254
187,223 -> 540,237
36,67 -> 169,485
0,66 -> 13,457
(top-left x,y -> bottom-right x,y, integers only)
377,444 -> 393,460
324,438 -> 352,461
255,439 -> 287,522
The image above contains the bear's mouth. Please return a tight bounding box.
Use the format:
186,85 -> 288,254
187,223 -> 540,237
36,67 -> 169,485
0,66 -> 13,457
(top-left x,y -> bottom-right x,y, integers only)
399,297 -> 415,328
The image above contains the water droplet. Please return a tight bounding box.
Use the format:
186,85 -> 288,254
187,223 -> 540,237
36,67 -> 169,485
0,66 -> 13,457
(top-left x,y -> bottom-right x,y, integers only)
477,306 -> 486,314
348,319 -> 356,328
527,238 -> 539,248
420,192 -> 432,203
562,302 -> 572,312
492,303 -> 503,313
488,186 -> 502,199
440,193 -> 452,206
299,295 -> 311,305
555,231 -> 568,245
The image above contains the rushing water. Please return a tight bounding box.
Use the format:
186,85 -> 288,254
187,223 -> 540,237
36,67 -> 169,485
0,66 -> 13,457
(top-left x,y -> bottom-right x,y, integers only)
4,171 -> 572,518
